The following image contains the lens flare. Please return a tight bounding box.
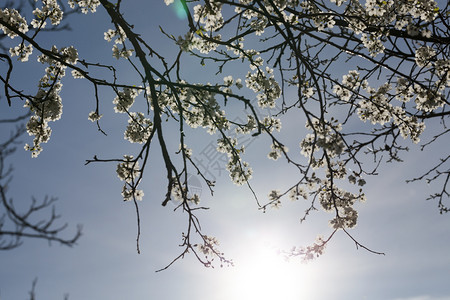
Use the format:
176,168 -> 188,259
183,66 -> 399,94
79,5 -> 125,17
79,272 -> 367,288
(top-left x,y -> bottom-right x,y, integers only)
172,1 -> 186,19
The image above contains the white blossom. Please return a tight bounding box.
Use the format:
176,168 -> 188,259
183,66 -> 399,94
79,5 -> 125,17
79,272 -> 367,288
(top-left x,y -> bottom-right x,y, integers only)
415,46 -> 436,68
124,112 -> 153,144
197,236 -> 220,256
0,8 -> 29,38
122,186 -> 144,201
32,0 -> 63,27
116,155 -> 140,183
113,88 -> 141,113
112,45 -> 133,59
68,0 -> 100,14
361,33 -> 385,57
88,111 -> 102,122
9,44 -> 33,62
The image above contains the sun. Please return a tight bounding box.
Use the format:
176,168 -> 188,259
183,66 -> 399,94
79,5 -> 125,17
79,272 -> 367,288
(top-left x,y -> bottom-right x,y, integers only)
221,240 -> 311,300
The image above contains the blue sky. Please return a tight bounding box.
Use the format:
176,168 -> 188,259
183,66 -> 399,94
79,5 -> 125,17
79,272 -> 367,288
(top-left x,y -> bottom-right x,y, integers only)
1,1 -> 450,299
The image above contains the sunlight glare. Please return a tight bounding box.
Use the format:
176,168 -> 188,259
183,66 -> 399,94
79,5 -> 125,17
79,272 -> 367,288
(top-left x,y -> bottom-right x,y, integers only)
224,241 -> 310,300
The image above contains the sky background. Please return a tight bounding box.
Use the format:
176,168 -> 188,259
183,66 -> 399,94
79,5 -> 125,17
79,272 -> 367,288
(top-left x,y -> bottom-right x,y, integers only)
1,1 -> 450,299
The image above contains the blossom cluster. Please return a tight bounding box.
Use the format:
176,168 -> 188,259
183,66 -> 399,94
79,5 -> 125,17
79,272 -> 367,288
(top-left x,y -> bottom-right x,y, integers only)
104,27 -> 134,59
329,0 -> 439,57
361,33 -> 385,57
359,82 -> 428,143
300,0 -> 336,31
113,88 -> 141,113
0,8 -> 29,38
177,32 -> 222,54
220,75 -> 243,94
31,0 -> 64,28
333,70 -> 368,101
9,44 -> 33,62
285,236 -> 327,261
154,84 -> 230,135
267,142 -> 288,161
415,46 -> 436,68
124,112 -> 153,144
171,179 -> 200,205
319,184 -> 366,229
1,4 -> 83,157
334,71 -> 429,143
116,155 -> 144,201
23,46 -> 78,157
68,0 -> 100,14
193,2 -> 224,32
1,7 -> 34,62
217,137 -> 253,185
246,67 -> 281,109
88,111 -> 102,122
234,115 -> 258,135
300,117 -> 344,159
197,235 -> 220,257
288,186 -> 308,202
